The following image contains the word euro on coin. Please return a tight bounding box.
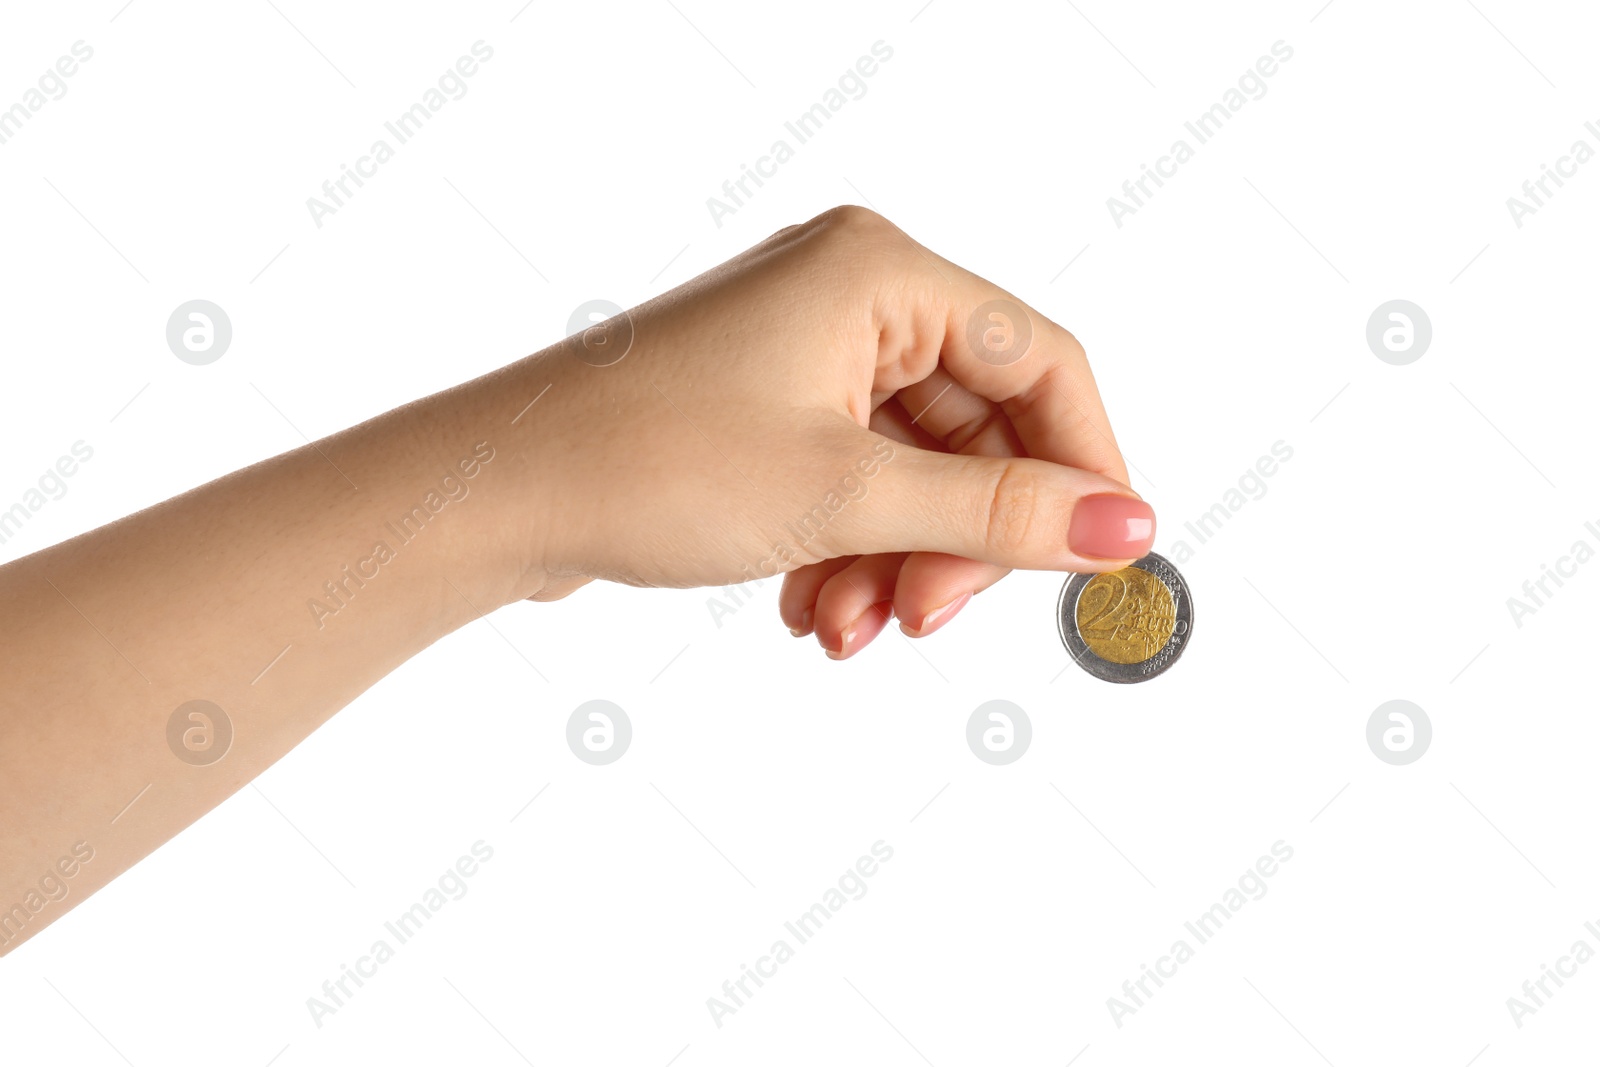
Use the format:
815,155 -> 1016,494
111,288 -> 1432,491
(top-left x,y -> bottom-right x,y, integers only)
1057,552 -> 1193,683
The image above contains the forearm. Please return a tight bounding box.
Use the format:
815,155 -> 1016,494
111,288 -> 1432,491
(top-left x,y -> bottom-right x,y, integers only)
0,353 -> 551,954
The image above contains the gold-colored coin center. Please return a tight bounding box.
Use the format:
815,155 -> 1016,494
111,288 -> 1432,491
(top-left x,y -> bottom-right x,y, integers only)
1075,566 -> 1177,664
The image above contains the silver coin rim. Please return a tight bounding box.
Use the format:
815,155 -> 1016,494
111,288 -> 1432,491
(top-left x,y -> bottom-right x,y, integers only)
1057,551 -> 1194,683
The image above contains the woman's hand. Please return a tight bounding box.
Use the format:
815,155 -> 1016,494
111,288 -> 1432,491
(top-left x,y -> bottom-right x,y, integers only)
505,205 -> 1154,658
0,204 -> 1153,955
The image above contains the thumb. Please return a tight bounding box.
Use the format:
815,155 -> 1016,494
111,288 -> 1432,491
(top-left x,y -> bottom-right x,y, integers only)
842,443 -> 1156,572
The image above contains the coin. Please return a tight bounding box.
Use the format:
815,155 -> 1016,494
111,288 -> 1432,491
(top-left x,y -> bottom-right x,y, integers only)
1057,552 -> 1193,683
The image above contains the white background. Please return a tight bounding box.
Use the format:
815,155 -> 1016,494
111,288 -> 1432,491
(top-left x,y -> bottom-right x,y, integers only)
2,0 -> 1597,1063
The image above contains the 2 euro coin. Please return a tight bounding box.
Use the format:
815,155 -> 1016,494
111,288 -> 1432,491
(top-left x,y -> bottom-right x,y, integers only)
1057,552 -> 1193,683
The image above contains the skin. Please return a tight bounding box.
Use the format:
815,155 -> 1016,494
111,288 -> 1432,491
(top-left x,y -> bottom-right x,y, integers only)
0,206 -> 1152,955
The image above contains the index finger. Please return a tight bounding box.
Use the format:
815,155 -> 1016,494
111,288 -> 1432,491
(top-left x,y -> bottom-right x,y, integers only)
869,234 -> 1135,489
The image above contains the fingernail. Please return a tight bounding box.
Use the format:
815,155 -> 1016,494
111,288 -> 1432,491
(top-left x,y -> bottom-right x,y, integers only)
825,602 -> 891,660
1069,494 -> 1156,560
789,608 -> 814,638
900,592 -> 971,637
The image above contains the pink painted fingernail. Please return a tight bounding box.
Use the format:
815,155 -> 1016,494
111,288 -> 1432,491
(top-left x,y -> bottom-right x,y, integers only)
1069,495 -> 1156,560
790,608 -> 814,638
825,602 -> 892,660
900,592 -> 972,638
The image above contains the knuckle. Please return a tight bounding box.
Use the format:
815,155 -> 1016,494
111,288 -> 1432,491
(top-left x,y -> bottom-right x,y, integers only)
1056,325 -> 1086,362
782,205 -> 911,304
811,203 -> 894,237
983,462 -> 1042,557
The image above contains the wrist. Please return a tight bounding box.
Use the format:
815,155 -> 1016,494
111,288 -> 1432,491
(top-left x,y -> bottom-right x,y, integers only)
421,351 -> 566,611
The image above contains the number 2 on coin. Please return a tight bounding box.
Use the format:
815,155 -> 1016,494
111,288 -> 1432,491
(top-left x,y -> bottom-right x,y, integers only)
1080,574 -> 1128,633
